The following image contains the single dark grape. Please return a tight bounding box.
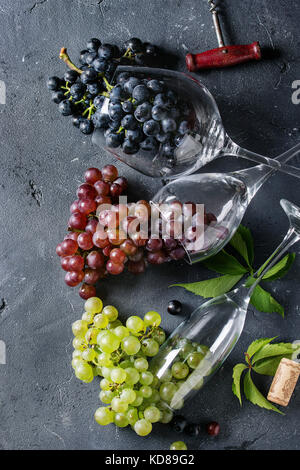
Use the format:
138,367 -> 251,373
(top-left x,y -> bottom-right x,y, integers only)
154,93 -> 172,109
77,183 -> 97,200
122,100 -> 134,114
106,132 -> 124,148
143,119 -> 160,136
121,114 -> 137,130
122,139 -> 139,154
87,82 -> 102,96
178,120 -> 189,135
86,37 -> 101,52
93,95 -> 105,109
161,118 -> 177,133
79,49 -> 89,65
51,90 -> 64,103
70,82 -> 85,100
102,164 -> 118,182
110,84 -> 127,102
87,250 -> 105,269
80,119 -> 94,134
167,300 -> 182,315
126,128 -> 143,143
152,105 -> 168,121
123,77 -> 141,95
147,79 -> 164,94
79,283 -> 96,300
134,102 -> 152,122
132,84 -> 150,104
80,69 -> 97,84
140,136 -> 158,152
171,415 -> 187,433
47,76 -> 61,91
162,142 -> 175,158
108,101 -> 124,121
146,238 -> 163,252
116,72 -> 131,84
58,100 -> 73,116
144,43 -> 158,56
98,43 -> 115,60
125,37 -> 143,53
92,112 -> 109,129
64,70 -> 79,84
185,423 -> 201,437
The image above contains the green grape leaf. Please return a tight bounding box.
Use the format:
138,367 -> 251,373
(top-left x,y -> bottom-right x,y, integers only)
249,284 -> 284,317
246,337 -> 278,359
243,370 -> 283,414
232,363 -> 248,405
253,354 -> 293,376
262,253 -> 295,281
230,225 -> 254,267
252,342 -> 296,364
170,274 -> 243,299
203,250 -> 248,275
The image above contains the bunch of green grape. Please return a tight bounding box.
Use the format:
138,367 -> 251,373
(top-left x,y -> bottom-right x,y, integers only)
71,296 -> 174,436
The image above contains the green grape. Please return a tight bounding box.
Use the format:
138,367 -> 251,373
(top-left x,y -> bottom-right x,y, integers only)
98,331 -> 120,353
82,348 -> 96,362
98,352 -> 113,367
85,328 -> 100,345
144,406 -> 161,423
171,361 -> 189,379
72,357 -> 85,369
72,350 -> 82,359
192,378 -> 204,390
99,390 -> 115,404
111,397 -> 128,413
127,407 -> 138,425
187,351 -> 204,369
140,371 -> 153,385
72,320 -> 88,337
102,305 -> 118,322
159,382 -> 177,403
94,406 -> 114,425
110,368 -> 127,384
151,376 -> 160,389
122,336 -> 141,355
151,327 -> 166,345
81,311 -> 95,324
114,412 -> 129,428
141,338 -> 159,357
149,389 -> 160,403
107,320 -> 122,329
119,359 -> 132,369
126,316 -> 145,334
114,326 -> 129,340
101,366 -> 112,379
134,419 -> 152,436
172,397 -> 184,410
131,391 -> 143,407
139,385 -> 152,398
72,337 -> 88,351
94,365 -> 102,376
85,297 -> 103,314
124,368 -> 140,386
143,311 -> 161,327
134,357 -> 149,371
197,344 -> 209,354
120,388 -> 136,404
170,441 -> 187,450
179,340 -> 194,359
100,378 -> 111,391
75,362 -> 94,383
160,409 -> 173,424
94,313 -> 109,329
159,369 -> 172,382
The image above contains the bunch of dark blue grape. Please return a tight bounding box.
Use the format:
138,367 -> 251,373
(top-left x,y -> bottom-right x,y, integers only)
46,37 -> 162,136
100,73 -> 192,165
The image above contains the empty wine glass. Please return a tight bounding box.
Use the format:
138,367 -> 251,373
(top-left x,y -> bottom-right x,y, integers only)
150,198 -> 300,410
151,143 -> 300,264
92,66 -> 300,179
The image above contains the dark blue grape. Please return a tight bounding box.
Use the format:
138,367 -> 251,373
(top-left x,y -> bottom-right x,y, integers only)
79,50 -> 89,65
91,112 -> 109,129
86,51 -> 97,65
93,95 -> 105,109
117,72 -> 131,85
87,82 -> 102,95
162,142 -> 175,157
153,93 -> 172,109
156,132 -> 171,143
161,118 -> 177,133
51,90 -> 64,103
47,76 -> 60,91
58,99 -> 73,116
152,105 -> 168,121
106,132 -> 124,148
92,58 -> 108,73
86,38 -> 101,52
98,44 -> 115,60
80,69 -> 97,84
64,70 -> 79,84
143,119 -> 160,136
72,115 -> 84,128
134,102 -> 152,122
70,82 -> 86,100
179,101 -> 191,117
108,102 -> 124,121
140,136 -> 158,152
126,128 -> 144,143
80,119 -> 94,134
166,89 -> 178,104
174,134 -> 184,147
122,100 -> 134,113
147,79 -> 164,94
145,43 -> 158,56
124,37 -> 143,53
110,84 -> 127,102
178,120 -> 190,135
135,54 -> 147,65
108,119 -> 121,131
121,114 -> 138,130
123,77 -> 141,95
169,107 -> 180,120
132,84 -> 150,104
122,139 -> 139,154
171,415 -> 187,433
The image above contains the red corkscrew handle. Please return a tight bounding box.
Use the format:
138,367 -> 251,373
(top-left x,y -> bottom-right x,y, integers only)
186,41 -> 261,71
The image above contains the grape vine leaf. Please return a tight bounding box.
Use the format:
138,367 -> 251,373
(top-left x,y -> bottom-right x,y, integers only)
246,337 -> 278,359
232,363 -> 248,405
170,274 -> 243,298
243,370 -> 283,414
252,342 -> 296,364
230,225 -> 254,268
253,355 -> 293,376
203,250 -> 248,275
249,283 -> 284,317
262,253 -> 295,281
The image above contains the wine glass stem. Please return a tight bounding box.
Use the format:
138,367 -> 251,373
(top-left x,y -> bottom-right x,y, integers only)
248,227 -> 299,295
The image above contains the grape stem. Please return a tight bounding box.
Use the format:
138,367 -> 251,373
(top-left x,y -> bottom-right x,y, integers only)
59,47 -> 82,74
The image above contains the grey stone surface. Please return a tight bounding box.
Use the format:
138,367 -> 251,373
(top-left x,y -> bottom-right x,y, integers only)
0,0 -> 299,451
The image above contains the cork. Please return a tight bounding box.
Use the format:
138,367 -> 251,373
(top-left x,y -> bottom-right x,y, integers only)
267,358 -> 300,407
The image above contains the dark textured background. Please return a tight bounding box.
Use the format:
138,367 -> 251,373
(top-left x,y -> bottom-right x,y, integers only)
0,0 -> 299,451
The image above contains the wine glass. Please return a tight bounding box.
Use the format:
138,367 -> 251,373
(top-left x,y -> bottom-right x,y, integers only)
92,66 -> 300,180
151,143 -> 300,264
150,198 -> 300,410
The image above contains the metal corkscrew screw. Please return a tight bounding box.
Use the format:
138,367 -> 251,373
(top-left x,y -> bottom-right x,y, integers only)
186,0 -> 262,71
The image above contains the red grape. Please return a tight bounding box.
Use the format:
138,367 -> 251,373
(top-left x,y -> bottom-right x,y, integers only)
95,195 -> 112,206
131,231 -> 148,247
79,283 -> 96,299
110,183 -> 122,198
102,245 -> 112,257
169,247 -> 186,260
65,270 -> 84,287
114,177 -> 128,192
94,180 -> 110,196
64,232 -> 79,242
163,238 -> 178,251
84,267 -> 105,285
102,164 -> 118,182
84,167 -> 102,184
68,255 -> 85,272
128,259 -> 146,274
61,238 -> 78,256
85,218 -> 98,234
122,216 -> 139,234
77,183 -> 97,200
107,229 -> 126,246
93,231 -> 110,249
120,239 -> 138,256
56,243 -> 64,256
70,200 -> 80,214
106,260 -> 124,275
128,248 -> 144,262
86,250 -> 105,269
78,198 -> 97,215
77,232 -> 94,250
110,248 -> 126,264
68,212 -> 87,230
61,256 -> 71,271
146,238 -> 163,252
147,250 -> 166,264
